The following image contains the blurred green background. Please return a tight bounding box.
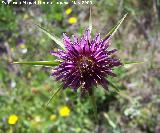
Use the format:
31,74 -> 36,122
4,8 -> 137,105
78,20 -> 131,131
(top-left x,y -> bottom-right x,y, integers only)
0,0 -> 160,133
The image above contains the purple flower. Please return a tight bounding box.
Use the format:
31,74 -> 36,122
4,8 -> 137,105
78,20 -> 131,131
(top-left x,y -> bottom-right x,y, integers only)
50,29 -> 122,95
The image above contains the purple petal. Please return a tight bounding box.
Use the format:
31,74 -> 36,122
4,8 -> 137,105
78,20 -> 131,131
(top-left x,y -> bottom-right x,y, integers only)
84,29 -> 91,41
63,33 -> 72,48
72,34 -> 79,43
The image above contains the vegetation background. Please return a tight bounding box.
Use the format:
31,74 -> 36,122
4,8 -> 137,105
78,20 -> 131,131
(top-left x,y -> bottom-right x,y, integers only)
0,0 -> 160,133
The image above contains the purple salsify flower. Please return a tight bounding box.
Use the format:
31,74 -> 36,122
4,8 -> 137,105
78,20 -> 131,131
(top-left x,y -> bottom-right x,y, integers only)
50,29 -> 122,95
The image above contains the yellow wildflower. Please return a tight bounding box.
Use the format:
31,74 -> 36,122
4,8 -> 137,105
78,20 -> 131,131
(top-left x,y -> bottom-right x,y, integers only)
27,72 -> 32,78
59,106 -> 70,117
34,116 -> 41,123
50,114 -> 57,121
65,8 -> 72,15
19,44 -> 26,49
8,114 -> 18,125
23,14 -> 29,20
76,128 -> 81,133
11,48 -> 14,52
68,17 -> 77,24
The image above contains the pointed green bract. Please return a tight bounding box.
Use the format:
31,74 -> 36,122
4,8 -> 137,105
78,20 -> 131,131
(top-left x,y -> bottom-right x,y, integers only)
13,61 -> 59,66
108,80 -> 120,92
89,6 -> 92,32
36,25 -> 65,49
103,13 -> 127,40
45,87 -> 62,108
123,61 -> 144,65
123,61 -> 144,68
107,61 -> 144,91
12,60 -> 142,67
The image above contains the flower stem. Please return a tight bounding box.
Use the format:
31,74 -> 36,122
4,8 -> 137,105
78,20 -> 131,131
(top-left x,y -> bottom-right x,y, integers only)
90,91 -> 98,123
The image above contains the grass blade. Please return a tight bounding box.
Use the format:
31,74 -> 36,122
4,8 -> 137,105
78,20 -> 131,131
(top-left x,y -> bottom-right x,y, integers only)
104,113 -> 116,129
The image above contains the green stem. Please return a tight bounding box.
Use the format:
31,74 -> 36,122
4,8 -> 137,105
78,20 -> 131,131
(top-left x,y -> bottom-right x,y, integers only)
90,91 -> 98,123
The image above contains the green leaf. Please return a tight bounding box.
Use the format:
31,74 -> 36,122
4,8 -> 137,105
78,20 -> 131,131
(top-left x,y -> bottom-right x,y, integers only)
13,61 -> 59,66
103,13 -> 127,40
36,24 -> 65,49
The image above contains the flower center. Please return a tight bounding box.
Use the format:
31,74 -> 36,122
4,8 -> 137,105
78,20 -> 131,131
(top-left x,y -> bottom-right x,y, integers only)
78,56 -> 94,73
